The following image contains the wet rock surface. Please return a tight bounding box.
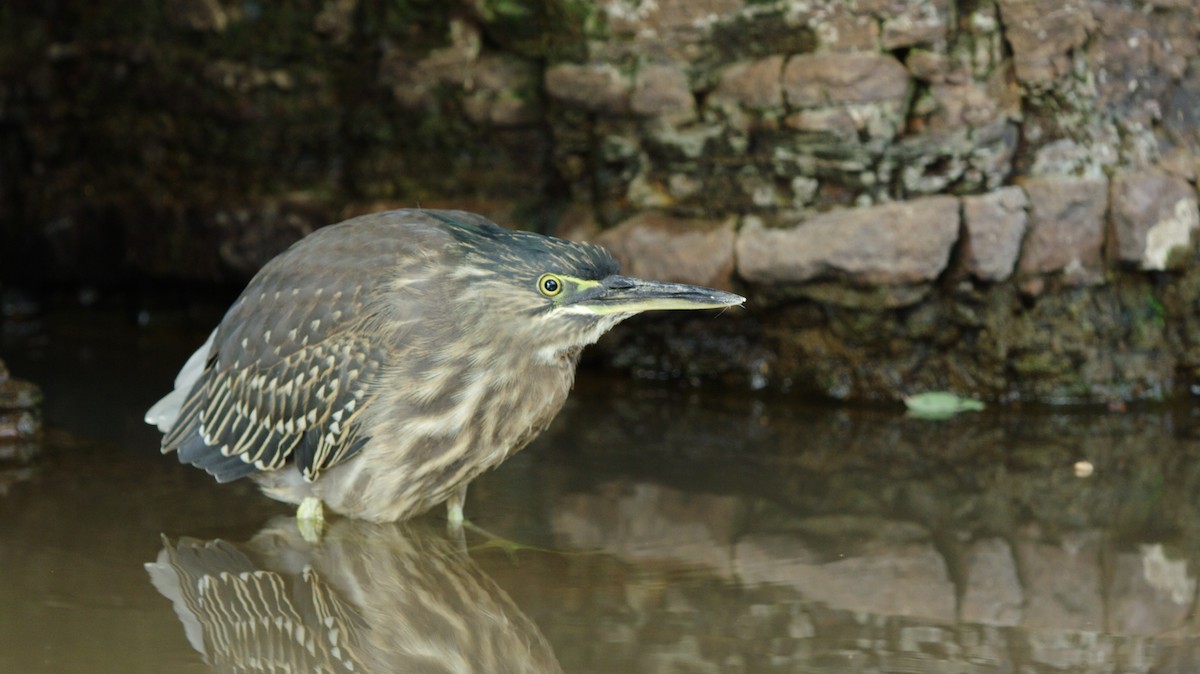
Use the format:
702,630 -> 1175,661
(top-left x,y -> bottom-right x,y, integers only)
3,0 -> 1200,402
0,358 -> 41,463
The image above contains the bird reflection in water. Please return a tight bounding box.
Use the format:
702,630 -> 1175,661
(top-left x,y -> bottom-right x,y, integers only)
146,518 -> 562,673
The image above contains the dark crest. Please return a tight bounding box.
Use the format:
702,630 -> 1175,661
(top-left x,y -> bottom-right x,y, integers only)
428,210 -> 620,280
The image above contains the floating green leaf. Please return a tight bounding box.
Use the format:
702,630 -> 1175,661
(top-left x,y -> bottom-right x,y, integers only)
903,392 -> 985,419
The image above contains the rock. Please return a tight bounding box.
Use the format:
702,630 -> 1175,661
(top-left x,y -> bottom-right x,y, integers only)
598,0 -> 743,38
735,196 -> 960,286
1016,530 -> 1104,630
880,0 -> 950,50
382,18 -> 482,111
164,0 -> 228,32
0,359 -> 42,463
595,212 -> 736,291
551,201 -> 601,242
711,56 -> 785,110
461,55 -> 542,127
544,63 -> 631,114
630,64 -> 694,117
962,186 -> 1029,282
552,480 -> 741,577
1105,545 -> 1194,635
782,53 -> 911,108
926,81 -> 1003,131
996,0 -> 1094,87
380,22 -> 540,128
795,282 -> 932,310
1017,177 -> 1108,282
1159,147 -> 1198,183
733,526 -> 956,620
783,107 -> 861,139
904,49 -> 952,82
811,6 -> 880,52
203,60 -> 294,94
1086,3 -> 1199,127
1109,170 -> 1199,271
779,52 -> 911,141
314,0 -> 358,44
1029,139 -> 1117,180
960,538 -> 1023,625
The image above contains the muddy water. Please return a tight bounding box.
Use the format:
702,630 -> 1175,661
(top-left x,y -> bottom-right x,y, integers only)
4,310 -> 1200,672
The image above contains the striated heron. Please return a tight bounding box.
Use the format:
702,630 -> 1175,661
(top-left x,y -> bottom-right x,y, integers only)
146,209 -> 743,526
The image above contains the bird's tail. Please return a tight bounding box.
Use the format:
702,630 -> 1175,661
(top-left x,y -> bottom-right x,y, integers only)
145,329 -> 216,433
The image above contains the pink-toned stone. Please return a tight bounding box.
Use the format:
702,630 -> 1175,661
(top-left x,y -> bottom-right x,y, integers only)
782,53 -> 911,108
815,9 -> 881,52
1017,177 -> 1108,281
733,523 -> 956,620
598,0 -> 746,39
1110,170 -> 1199,271
905,49 -> 952,82
544,63 -> 631,114
1105,545 -> 1194,635
960,537 -> 1023,625
595,211 -> 736,291
962,186 -> 1029,282
1016,530 -> 1104,630
880,0 -> 950,50
782,107 -> 859,137
735,196 -> 960,286
630,64 -> 694,117
927,81 -> 1002,130
996,0 -> 1094,86
711,56 -> 785,110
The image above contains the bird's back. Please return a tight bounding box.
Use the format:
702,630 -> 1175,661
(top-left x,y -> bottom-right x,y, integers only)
160,210 -> 468,483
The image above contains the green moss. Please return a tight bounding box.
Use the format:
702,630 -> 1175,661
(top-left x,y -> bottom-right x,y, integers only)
709,11 -> 816,62
475,0 -> 592,61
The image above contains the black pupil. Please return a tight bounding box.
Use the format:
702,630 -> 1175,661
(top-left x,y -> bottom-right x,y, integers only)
543,278 -> 559,293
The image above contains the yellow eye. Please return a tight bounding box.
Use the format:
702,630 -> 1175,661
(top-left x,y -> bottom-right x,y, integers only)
538,273 -> 563,297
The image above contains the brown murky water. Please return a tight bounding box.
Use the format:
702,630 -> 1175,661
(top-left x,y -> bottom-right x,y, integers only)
5,309 -> 1200,672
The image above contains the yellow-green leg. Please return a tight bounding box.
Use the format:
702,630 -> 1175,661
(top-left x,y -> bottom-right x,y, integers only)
297,497 -> 326,543
446,485 -> 467,530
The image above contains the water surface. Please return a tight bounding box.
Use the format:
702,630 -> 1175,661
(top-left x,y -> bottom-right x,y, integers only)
4,309 -> 1200,672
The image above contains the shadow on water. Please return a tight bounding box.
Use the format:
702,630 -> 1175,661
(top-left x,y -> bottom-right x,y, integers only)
4,309 -> 1200,671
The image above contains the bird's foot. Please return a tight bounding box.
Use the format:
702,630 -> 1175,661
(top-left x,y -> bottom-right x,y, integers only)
462,521 -> 557,561
296,497 -> 326,543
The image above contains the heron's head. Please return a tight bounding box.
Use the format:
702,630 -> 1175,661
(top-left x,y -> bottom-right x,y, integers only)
431,212 -> 745,359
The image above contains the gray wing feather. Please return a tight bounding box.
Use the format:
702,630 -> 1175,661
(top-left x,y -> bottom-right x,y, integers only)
163,211 -> 453,482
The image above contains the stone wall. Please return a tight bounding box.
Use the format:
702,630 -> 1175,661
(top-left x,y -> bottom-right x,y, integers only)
2,0 -> 1199,402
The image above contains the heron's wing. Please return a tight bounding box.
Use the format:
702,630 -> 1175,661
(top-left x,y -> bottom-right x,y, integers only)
162,212 -> 453,482
167,330 -> 384,482
146,536 -> 368,672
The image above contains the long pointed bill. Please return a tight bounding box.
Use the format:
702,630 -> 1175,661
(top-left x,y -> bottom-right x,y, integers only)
578,275 -> 745,315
